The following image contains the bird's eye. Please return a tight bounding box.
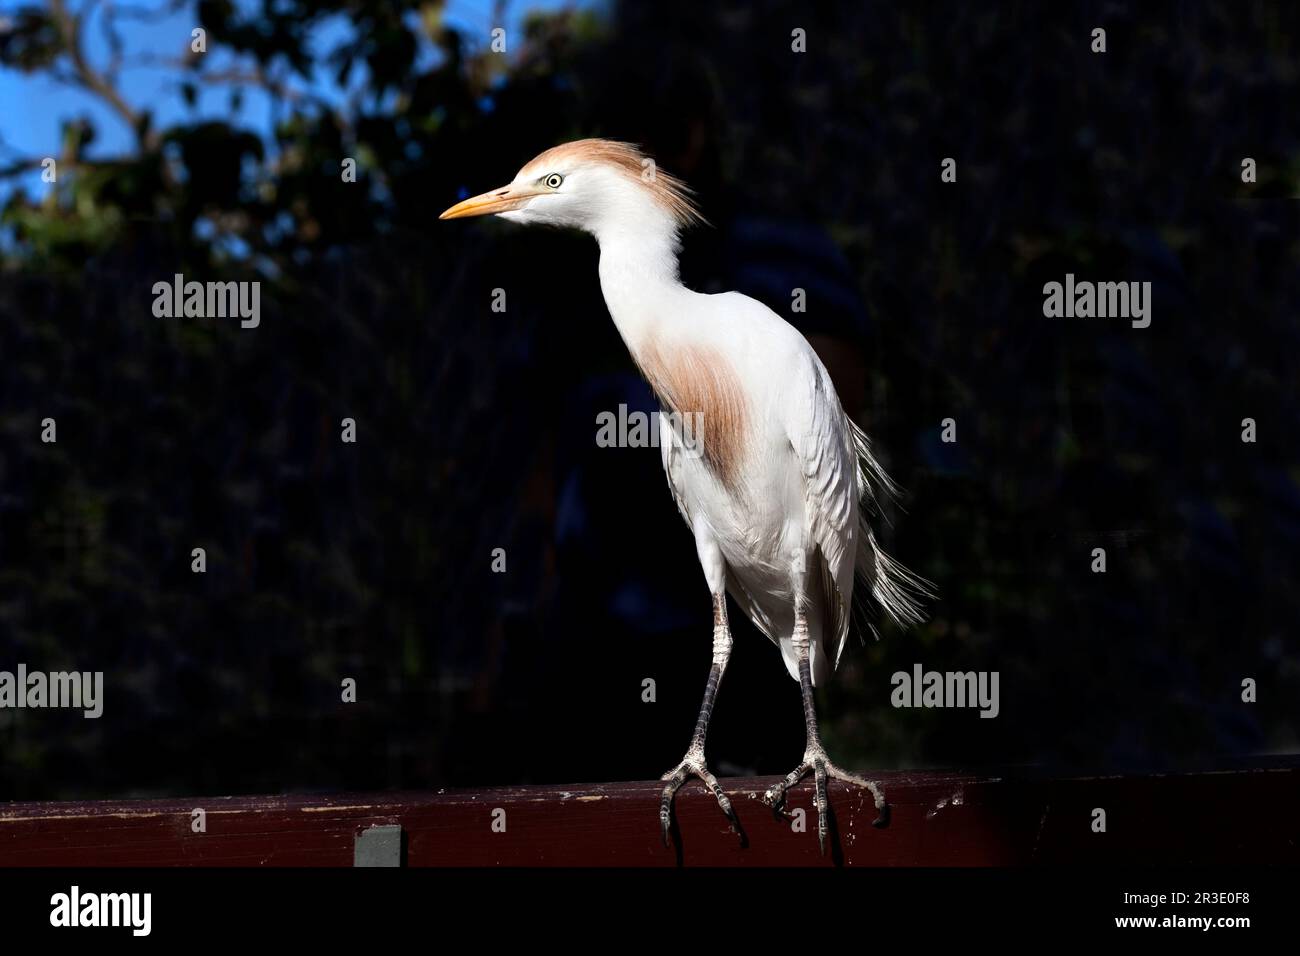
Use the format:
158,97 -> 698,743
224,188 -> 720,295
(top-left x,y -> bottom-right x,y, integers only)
544,173 -> 564,189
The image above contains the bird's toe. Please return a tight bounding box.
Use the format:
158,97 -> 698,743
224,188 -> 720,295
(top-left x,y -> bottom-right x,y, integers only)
659,753 -> 741,848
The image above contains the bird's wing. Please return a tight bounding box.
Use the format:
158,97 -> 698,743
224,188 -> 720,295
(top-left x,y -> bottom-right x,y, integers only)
784,354 -> 860,673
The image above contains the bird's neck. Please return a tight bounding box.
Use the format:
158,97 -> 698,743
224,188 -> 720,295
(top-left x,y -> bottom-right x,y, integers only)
594,217 -> 688,355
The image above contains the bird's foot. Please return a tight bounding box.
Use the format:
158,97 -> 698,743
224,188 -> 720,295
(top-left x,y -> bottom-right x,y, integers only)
761,747 -> 889,854
659,748 -> 742,848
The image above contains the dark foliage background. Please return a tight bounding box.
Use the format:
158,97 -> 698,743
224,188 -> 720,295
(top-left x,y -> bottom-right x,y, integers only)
0,0 -> 1297,800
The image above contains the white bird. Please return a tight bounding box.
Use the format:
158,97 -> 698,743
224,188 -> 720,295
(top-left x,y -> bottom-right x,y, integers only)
441,139 -> 931,853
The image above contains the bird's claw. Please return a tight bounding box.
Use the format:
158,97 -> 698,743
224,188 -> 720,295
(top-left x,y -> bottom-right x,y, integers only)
762,750 -> 890,854
659,752 -> 742,849
761,783 -> 788,815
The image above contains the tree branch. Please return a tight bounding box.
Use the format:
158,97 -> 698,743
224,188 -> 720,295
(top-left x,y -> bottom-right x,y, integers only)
47,0 -> 155,149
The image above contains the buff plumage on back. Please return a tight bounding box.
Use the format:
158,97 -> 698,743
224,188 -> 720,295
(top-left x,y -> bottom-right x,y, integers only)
519,139 -> 706,229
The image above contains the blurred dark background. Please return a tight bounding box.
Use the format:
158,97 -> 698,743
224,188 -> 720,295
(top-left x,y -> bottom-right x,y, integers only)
0,0 -> 1297,801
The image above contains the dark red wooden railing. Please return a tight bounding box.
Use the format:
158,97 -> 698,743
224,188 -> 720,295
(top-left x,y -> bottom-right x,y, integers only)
1,768 -> 1296,866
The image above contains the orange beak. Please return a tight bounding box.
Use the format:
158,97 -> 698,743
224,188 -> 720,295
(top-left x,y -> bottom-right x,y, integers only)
438,183 -> 542,220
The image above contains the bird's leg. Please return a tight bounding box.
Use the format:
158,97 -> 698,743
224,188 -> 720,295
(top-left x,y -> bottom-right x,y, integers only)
762,606 -> 889,854
659,593 -> 741,847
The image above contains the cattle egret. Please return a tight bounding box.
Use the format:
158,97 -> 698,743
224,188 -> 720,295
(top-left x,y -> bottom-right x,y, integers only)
441,139 -> 931,853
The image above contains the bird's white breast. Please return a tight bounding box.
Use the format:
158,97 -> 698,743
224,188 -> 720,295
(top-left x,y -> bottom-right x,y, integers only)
640,293 -> 825,574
